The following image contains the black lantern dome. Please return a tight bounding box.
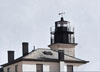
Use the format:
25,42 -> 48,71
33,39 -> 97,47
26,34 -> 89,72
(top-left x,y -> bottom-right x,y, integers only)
50,17 -> 75,44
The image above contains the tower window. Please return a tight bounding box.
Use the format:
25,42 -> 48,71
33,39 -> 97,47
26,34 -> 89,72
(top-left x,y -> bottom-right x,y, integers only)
67,65 -> 73,72
36,64 -> 43,72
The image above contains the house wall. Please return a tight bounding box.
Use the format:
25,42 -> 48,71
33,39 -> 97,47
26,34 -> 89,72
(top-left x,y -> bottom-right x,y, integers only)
3,61 -> 59,72
22,61 -> 59,72
3,62 -> 22,72
22,61 -> 82,72
3,61 -> 83,72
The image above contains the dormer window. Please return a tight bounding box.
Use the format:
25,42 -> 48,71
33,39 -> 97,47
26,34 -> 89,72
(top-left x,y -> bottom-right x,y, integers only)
43,51 -> 53,55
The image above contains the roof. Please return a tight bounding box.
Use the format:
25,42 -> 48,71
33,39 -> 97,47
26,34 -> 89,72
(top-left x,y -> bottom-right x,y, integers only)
1,48 -> 89,67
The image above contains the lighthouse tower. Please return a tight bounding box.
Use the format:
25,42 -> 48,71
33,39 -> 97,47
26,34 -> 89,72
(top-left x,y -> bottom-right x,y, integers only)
49,16 -> 77,57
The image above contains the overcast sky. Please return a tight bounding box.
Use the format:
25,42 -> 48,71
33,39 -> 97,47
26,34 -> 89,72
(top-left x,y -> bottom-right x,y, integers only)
0,0 -> 100,71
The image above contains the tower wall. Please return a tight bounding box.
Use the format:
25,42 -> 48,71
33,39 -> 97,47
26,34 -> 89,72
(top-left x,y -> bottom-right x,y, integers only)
49,43 -> 76,56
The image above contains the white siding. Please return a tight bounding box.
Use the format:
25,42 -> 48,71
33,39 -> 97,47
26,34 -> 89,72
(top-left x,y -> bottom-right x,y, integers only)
60,61 -> 67,72
43,64 -> 50,72
64,65 -> 67,72
22,64 -> 36,72
22,61 -> 59,72
60,61 -> 65,72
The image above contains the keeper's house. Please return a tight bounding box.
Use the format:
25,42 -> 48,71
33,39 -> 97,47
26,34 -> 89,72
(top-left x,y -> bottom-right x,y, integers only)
1,17 -> 89,72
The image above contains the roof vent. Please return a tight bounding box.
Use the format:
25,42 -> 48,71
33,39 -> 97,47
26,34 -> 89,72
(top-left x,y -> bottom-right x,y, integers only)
43,51 -> 53,55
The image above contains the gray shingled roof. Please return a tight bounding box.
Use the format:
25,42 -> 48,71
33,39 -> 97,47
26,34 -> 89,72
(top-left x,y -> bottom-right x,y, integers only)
1,48 -> 89,67
24,48 -> 88,62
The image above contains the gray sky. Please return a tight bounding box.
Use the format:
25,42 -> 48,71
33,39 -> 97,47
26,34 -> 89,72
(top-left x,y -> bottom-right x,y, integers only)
0,0 -> 100,71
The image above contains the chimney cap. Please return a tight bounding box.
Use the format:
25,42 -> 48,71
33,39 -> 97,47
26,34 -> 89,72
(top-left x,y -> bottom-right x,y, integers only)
8,50 -> 14,63
22,42 -> 28,44
8,50 -> 14,52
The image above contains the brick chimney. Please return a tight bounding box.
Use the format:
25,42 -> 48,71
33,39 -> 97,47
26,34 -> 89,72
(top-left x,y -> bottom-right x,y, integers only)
58,50 -> 64,61
8,51 -> 14,63
22,42 -> 29,56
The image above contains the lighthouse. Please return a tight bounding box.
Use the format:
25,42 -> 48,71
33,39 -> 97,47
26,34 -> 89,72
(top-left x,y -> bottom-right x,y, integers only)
1,15 -> 89,72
